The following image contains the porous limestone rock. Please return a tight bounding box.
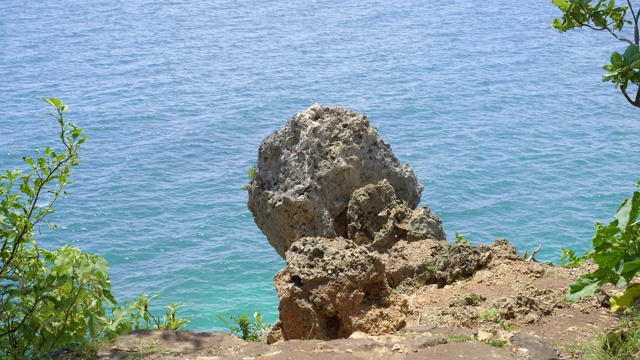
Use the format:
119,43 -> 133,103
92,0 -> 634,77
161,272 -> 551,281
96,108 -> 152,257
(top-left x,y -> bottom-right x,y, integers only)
346,179 -> 398,245
385,240 -> 492,289
247,104 -> 423,258
346,179 -> 445,250
249,104 -> 497,342
274,237 -> 409,340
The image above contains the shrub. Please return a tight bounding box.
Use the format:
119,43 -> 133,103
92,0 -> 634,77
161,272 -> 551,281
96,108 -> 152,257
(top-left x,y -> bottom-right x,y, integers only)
0,99 -> 189,359
0,98 -> 115,358
565,181 -> 640,312
217,312 -> 270,342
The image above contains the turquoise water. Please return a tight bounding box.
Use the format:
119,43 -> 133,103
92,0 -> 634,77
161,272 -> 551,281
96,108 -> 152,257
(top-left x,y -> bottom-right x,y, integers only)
1,1 -> 640,331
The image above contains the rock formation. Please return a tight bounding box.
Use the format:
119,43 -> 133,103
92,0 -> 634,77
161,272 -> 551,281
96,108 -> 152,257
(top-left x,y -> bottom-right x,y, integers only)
346,179 -> 445,250
247,104 -> 423,259
273,237 -> 408,340
248,104 -> 493,341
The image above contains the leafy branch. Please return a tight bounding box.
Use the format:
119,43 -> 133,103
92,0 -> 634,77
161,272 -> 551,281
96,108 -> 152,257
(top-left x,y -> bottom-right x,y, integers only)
564,180 -> 640,313
551,0 -> 640,108
0,99 -> 190,359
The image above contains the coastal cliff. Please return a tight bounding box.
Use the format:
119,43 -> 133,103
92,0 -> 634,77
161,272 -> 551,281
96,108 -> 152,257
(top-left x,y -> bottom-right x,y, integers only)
100,105 -> 617,359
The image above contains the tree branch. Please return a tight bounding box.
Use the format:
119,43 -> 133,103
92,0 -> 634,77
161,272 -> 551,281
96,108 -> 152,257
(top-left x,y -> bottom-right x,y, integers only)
620,86 -> 640,108
525,245 -> 542,263
621,85 -> 634,103
0,294 -> 42,339
582,23 -> 635,45
636,8 -> 640,44
629,0 -> 640,44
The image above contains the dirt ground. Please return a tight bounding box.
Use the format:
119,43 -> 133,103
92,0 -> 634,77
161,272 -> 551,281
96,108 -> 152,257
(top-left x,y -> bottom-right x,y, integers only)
94,247 -> 619,360
404,246 -> 617,358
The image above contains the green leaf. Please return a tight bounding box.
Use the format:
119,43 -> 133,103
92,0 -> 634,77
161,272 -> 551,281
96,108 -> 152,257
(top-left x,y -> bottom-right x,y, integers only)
0,214 -> 10,233
86,312 -> 107,338
610,283 -> 640,312
614,193 -> 640,231
620,258 -> 640,283
42,97 -> 63,109
612,52 -> 624,68
592,12 -> 606,27
551,18 -> 564,30
23,157 -> 34,167
623,45 -> 640,62
95,256 -> 110,277
565,274 -> 601,302
552,0 -> 570,11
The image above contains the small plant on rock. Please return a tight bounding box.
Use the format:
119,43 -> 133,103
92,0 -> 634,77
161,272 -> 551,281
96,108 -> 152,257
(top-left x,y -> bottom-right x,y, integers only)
455,232 -> 471,246
241,165 -> 258,190
559,248 -> 590,268
446,334 -> 473,343
484,338 -> 508,348
426,258 -> 442,275
109,294 -> 190,334
217,312 -> 270,342
477,307 -> 516,331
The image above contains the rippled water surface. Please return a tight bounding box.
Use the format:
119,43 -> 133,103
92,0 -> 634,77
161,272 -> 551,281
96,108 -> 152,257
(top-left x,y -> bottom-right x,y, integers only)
1,1 -> 640,331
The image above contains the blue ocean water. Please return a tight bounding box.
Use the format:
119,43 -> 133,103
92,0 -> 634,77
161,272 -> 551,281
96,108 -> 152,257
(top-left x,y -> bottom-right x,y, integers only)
1,1 -> 640,331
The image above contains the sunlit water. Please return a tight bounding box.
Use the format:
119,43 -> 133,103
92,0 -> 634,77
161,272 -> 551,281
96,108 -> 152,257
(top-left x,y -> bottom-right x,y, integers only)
1,1 -> 639,331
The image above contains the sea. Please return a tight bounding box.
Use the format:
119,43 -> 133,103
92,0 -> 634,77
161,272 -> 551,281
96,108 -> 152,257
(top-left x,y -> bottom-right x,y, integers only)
1,0 -> 640,332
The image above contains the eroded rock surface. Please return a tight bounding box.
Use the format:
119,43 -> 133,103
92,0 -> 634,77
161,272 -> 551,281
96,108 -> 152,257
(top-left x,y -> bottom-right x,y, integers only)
273,237 -> 408,340
347,179 -> 445,250
247,104 -> 423,258
385,240 -> 492,289
249,104 -> 496,341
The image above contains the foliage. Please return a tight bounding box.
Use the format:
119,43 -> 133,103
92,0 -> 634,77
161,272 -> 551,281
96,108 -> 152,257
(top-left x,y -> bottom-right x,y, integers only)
477,307 -> 516,331
463,292 -> 484,306
454,232 -> 471,246
0,99 -> 189,359
566,312 -> 640,359
601,313 -> 640,359
217,312 -> 270,342
564,181 -> 640,313
110,294 -> 190,334
477,307 -> 502,323
484,338 -> 508,348
303,323 -> 318,340
551,0 -> 640,108
240,165 -> 258,190
559,247 -> 591,268
425,258 -> 442,275
445,334 -> 473,343
0,98 -> 114,358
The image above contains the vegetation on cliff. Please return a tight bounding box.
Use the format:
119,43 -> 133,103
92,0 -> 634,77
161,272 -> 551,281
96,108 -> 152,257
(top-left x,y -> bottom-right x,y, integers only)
552,0 -> 640,108
0,99 -> 188,359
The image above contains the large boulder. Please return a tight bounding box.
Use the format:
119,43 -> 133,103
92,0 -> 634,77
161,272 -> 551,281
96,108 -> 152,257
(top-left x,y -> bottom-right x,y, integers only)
247,104 -> 423,258
248,105 -> 494,341
273,237 -> 409,340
